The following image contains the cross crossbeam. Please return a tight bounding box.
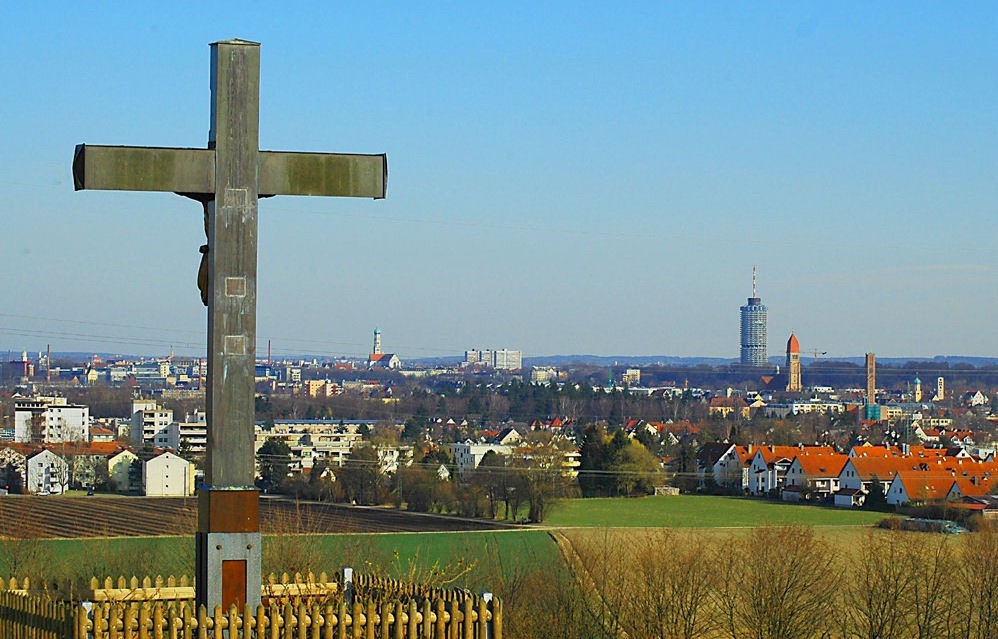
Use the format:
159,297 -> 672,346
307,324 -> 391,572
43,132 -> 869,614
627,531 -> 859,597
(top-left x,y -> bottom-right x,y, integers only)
73,145 -> 386,199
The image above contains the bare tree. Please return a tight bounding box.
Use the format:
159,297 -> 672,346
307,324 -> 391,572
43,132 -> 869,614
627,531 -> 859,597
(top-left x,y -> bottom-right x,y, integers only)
962,522 -> 998,639
845,531 -> 913,639
715,526 -> 839,639
619,530 -> 719,639
907,534 -> 957,639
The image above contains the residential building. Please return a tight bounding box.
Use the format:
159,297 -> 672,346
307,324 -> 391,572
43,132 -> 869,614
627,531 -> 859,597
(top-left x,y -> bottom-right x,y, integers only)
154,410 -> 207,454
764,399 -> 845,418
108,448 -> 138,492
837,456 -> 912,498
14,396 -> 90,443
622,369 -> 641,385
464,349 -> 522,370
696,442 -> 752,491
0,446 -> 28,493
748,445 -> 836,496
376,444 -> 414,474
529,367 -> 558,384
64,442 -> 132,489
447,441 -> 512,477
143,451 -> 194,496
784,452 -> 849,498
254,420 -> 369,472
708,397 -> 750,419
25,449 -> 68,494
130,399 -> 174,447
301,380 -> 341,398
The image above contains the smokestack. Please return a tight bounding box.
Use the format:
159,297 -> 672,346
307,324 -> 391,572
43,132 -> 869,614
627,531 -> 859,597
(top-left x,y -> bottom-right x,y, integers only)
47,343 -> 51,382
865,353 -> 876,405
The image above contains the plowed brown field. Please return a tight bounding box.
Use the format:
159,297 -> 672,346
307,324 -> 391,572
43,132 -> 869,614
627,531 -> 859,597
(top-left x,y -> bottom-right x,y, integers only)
0,496 -> 515,538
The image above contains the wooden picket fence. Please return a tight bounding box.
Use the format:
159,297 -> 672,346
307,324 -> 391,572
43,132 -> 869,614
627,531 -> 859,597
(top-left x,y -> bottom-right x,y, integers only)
1,575 -> 502,639
0,583 -> 74,639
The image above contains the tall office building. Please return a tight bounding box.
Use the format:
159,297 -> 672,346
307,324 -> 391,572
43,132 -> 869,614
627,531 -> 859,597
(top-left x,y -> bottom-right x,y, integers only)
739,267 -> 768,367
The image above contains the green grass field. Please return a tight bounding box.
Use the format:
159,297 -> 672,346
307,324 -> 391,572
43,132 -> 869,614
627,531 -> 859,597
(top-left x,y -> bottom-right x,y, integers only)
4,496 -> 891,586
4,530 -> 558,591
545,495 -> 890,528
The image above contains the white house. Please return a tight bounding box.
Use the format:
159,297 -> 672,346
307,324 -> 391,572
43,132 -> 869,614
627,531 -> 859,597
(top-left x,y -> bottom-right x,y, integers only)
696,442 -> 751,491
747,445 -> 836,496
886,472 -> 951,506
25,449 -> 69,494
838,456 -> 911,496
965,391 -> 989,407
446,441 -> 512,477
143,451 -> 194,496
376,444 -> 414,474
784,453 -> 849,498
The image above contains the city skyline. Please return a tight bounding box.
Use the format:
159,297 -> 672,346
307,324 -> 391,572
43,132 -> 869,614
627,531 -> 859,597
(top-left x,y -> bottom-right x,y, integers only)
1,4 -> 996,359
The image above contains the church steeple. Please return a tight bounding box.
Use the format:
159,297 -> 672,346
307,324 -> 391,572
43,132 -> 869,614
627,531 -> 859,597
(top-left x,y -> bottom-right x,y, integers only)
786,332 -> 802,393
373,327 -> 382,355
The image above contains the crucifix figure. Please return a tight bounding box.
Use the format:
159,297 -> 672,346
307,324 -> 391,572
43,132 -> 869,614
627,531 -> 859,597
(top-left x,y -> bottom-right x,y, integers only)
73,39 -> 387,610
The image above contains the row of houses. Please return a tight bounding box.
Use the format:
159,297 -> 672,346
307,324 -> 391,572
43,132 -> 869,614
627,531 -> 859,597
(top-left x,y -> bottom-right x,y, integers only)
0,443 -> 193,496
254,419 -> 414,475
697,441 -> 997,510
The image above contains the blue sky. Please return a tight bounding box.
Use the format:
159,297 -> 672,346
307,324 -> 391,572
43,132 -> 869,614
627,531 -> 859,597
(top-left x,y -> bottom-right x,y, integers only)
1,3 -> 995,360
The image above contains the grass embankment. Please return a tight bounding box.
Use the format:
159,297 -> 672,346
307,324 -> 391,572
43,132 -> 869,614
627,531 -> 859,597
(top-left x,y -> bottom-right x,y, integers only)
546,494 -> 889,529
5,495 -> 893,585
6,530 -> 557,588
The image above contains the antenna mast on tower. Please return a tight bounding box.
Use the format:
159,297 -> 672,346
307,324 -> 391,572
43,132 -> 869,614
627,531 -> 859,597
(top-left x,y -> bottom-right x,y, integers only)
752,265 -> 757,298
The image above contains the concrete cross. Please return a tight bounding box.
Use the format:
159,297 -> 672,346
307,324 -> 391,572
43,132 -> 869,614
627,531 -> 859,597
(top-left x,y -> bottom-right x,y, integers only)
73,39 -> 386,610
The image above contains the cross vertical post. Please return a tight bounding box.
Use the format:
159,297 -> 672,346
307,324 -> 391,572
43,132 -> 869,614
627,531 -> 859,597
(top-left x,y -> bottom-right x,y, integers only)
196,39 -> 262,612
72,38 -> 387,612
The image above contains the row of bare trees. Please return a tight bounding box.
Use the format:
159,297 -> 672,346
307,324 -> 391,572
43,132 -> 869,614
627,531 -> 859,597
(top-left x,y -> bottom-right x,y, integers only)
557,525 -> 998,639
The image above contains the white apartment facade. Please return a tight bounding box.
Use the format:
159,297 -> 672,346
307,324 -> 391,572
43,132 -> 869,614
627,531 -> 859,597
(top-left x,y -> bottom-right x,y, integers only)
14,396 -> 90,443
464,349 -> 523,370
154,410 -> 207,454
26,449 -> 69,494
130,399 -> 174,446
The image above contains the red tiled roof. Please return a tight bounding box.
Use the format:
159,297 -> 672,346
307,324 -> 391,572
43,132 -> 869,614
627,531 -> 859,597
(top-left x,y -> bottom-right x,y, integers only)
756,445 -> 835,464
952,476 -> 993,498
794,452 -> 849,478
847,456 -> 917,481
894,472 -> 952,501
710,397 -> 748,408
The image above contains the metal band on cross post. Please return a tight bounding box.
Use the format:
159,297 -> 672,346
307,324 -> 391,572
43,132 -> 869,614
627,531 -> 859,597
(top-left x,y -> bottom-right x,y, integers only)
73,39 -> 386,610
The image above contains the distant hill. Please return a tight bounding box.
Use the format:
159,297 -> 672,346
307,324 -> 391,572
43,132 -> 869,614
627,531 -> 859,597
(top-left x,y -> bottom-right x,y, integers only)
29,352 -> 998,369
523,355 -> 736,367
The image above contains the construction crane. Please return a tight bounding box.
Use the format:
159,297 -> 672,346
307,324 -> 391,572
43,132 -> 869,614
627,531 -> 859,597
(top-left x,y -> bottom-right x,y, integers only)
810,349 -> 828,363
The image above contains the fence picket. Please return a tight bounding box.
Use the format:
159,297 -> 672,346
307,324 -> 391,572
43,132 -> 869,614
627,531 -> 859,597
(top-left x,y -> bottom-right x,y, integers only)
1,572 -> 500,639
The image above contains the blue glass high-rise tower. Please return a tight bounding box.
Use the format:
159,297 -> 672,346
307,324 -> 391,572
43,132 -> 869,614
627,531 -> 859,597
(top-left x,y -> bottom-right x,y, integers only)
740,267 -> 767,367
